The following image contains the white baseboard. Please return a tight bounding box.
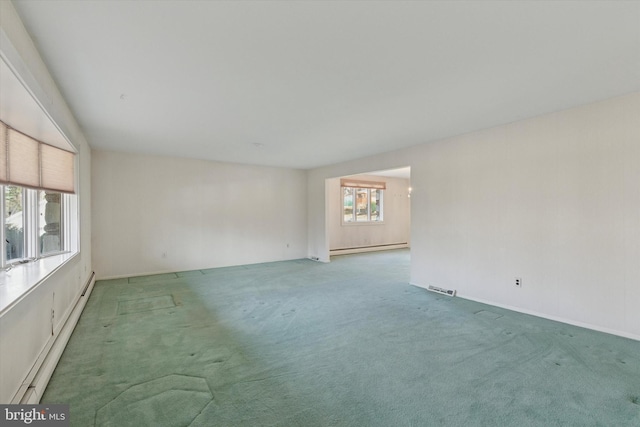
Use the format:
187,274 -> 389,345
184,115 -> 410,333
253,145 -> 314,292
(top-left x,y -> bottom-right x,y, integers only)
411,282 -> 640,342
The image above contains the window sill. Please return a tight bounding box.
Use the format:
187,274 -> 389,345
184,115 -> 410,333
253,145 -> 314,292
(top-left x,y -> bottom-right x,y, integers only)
0,252 -> 78,315
341,221 -> 385,226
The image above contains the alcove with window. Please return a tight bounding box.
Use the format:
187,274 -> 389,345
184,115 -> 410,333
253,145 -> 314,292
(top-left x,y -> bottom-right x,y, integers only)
328,168 -> 411,256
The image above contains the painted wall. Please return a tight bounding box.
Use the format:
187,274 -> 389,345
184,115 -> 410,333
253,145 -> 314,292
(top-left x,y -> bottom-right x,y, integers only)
327,174 -> 410,251
0,1 -> 92,403
308,92 -> 640,340
92,150 -> 307,279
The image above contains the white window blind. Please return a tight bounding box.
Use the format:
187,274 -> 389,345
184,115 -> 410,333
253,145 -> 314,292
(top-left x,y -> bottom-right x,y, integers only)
8,129 -> 40,188
340,178 -> 386,190
41,144 -> 75,193
0,120 -> 75,193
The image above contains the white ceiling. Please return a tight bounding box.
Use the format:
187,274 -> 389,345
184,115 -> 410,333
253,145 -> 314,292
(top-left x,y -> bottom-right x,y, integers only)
11,0 -> 640,170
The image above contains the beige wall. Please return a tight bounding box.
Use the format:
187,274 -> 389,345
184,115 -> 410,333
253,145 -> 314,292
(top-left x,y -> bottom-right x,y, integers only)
308,92 -> 640,340
327,174 -> 410,251
0,1 -> 93,403
92,150 -> 307,279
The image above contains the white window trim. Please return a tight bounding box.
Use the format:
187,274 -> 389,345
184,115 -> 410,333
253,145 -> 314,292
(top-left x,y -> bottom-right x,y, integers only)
37,191 -> 69,259
1,186 -> 76,269
0,189 -> 5,264
341,186 -> 385,226
25,189 -> 38,259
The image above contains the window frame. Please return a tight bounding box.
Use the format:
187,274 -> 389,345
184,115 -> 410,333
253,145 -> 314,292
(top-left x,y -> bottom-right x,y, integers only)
1,185 -> 72,269
341,186 -> 384,225
38,190 -> 67,258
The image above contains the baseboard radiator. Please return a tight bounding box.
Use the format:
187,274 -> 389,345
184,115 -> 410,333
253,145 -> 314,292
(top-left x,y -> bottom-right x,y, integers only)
330,242 -> 409,256
19,272 -> 96,404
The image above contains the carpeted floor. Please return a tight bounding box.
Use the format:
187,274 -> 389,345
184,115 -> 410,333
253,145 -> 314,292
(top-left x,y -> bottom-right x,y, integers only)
43,249 -> 640,426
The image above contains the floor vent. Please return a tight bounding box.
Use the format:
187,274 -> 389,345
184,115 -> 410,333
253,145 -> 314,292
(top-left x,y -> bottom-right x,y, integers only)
427,285 -> 456,297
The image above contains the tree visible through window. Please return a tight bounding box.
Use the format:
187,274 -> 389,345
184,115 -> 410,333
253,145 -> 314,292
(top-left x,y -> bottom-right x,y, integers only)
2,185 -> 68,265
5,186 -> 24,260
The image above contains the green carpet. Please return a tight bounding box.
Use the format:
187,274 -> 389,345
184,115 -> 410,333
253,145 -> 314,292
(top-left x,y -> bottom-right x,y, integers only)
42,250 -> 640,426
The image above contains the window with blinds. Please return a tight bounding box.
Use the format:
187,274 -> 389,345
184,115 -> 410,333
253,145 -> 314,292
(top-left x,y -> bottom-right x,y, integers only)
341,179 -> 384,223
1,120 -> 76,266
0,120 -> 75,193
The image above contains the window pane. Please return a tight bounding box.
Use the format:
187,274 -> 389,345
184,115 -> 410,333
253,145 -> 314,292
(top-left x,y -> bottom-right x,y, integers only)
343,187 -> 354,222
5,186 -> 24,260
355,188 -> 369,221
40,191 -> 62,255
342,186 -> 384,223
371,189 -> 382,221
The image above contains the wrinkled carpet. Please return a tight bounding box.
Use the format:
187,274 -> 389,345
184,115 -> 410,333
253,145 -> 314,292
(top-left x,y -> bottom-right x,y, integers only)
42,250 -> 640,426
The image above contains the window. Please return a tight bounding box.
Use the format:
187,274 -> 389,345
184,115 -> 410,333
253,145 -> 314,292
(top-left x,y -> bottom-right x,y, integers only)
0,120 -> 76,268
1,186 -> 71,266
341,179 -> 384,223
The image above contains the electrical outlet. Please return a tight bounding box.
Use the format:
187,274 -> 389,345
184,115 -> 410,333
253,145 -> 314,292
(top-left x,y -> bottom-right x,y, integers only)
515,277 -> 522,288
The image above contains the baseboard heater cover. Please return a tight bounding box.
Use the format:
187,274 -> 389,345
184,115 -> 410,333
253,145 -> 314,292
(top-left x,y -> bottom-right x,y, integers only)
427,285 -> 456,297
19,272 -> 97,404
330,242 -> 408,252
81,271 -> 95,296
